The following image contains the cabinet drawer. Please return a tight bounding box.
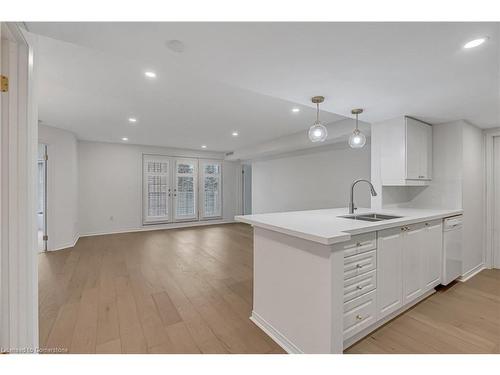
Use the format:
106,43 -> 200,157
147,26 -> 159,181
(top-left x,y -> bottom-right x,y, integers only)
344,250 -> 376,280
343,290 -> 377,340
342,232 -> 377,258
344,269 -> 377,302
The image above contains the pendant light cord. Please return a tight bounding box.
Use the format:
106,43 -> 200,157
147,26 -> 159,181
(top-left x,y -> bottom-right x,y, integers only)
316,103 -> 320,123
355,113 -> 359,130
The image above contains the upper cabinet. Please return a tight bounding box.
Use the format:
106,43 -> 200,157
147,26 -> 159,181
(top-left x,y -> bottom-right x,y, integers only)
376,116 -> 432,186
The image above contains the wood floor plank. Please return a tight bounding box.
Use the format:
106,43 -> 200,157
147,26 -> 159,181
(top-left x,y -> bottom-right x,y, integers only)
70,287 -> 99,353
164,321 -> 201,354
44,302 -> 80,353
115,276 -> 148,353
96,339 -> 122,354
152,291 -> 182,327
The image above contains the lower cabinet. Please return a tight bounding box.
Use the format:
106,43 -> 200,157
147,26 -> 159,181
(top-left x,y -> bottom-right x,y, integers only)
376,227 -> 403,319
422,221 -> 443,289
377,220 -> 443,320
403,223 -> 425,304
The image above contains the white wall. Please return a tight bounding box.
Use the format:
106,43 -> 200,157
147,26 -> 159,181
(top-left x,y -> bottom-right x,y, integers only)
78,141 -> 242,236
38,124 -> 79,251
251,143 -> 371,214
461,122 -> 485,275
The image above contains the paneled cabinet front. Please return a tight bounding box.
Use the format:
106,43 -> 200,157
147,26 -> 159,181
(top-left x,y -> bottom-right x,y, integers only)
376,227 -> 404,319
376,220 -> 443,320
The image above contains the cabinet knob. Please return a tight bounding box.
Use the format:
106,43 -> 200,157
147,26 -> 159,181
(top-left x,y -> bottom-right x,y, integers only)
356,285 -> 363,290
356,242 -> 362,247
356,315 -> 363,320
356,264 -> 363,269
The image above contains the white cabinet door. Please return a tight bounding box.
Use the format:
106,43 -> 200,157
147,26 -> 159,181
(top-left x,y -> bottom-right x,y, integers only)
377,227 -> 403,319
405,117 -> 432,181
403,223 -> 425,304
421,123 -> 433,180
405,118 -> 421,180
421,221 -> 442,290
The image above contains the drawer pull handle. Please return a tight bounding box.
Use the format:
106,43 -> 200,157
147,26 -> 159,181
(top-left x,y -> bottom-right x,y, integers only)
356,264 -> 363,269
356,315 -> 363,320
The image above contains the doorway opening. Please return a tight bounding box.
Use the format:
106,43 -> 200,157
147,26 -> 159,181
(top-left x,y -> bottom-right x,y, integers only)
242,164 -> 252,215
37,143 -> 48,252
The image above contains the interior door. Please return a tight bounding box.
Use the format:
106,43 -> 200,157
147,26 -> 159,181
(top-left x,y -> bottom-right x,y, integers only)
174,158 -> 198,221
377,226 -> 403,319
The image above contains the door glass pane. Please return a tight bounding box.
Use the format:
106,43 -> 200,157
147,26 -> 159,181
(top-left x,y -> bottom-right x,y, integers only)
178,163 -> 194,174
204,164 -> 220,174
177,176 -> 195,217
202,162 -> 221,218
146,160 -> 169,220
204,175 -> 220,217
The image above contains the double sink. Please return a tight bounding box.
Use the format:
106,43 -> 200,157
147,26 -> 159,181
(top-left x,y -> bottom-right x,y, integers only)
338,213 -> 402,222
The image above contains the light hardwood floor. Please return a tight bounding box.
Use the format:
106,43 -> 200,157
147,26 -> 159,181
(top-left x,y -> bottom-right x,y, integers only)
39,223 -> 500,354
346,269 -> 500,354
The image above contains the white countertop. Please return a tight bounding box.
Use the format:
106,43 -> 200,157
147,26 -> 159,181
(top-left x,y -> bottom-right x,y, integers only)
235,207 -> 463,245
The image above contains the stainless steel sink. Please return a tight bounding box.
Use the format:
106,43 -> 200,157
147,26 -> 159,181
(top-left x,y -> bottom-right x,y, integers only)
338,213 -> 402,222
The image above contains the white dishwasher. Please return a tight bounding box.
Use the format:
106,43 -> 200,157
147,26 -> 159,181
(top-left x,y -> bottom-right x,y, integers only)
442,215 -> 463,285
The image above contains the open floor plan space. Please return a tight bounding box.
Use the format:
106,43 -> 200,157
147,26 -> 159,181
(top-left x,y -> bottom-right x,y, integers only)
38,224 -> 285,354
39,224 -> 499,354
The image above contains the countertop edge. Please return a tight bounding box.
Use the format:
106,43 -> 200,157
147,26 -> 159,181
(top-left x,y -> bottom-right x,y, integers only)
234,209 -> 463,245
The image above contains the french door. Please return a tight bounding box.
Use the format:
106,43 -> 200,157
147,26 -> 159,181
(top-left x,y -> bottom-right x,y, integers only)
143,155 -> 199,224
143,155 -> 171,223
173,158 -> 198,221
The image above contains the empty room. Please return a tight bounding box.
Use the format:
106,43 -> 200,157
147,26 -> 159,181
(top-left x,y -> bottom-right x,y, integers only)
1,1 -> 500,373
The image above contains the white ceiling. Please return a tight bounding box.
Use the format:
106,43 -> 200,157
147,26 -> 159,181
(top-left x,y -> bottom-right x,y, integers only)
27,22 -> 499,152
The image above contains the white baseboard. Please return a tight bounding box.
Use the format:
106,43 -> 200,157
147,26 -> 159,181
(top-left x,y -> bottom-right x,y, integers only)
79,219 -> 237,238
458,263 -> 486,282
46,220 -> 239,252
48,232 -> 80,252
250,311 -> 302,354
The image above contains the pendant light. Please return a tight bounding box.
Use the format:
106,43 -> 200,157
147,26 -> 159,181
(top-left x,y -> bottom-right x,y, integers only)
308,96 -> 328,143
348,108 -> 366,148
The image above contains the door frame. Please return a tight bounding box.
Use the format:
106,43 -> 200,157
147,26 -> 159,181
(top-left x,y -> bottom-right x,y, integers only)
37,143 -> 48,252
485,128 -> 500,269
0,22 -> 38,352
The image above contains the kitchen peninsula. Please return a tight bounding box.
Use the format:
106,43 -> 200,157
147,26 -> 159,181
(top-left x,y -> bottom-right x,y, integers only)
235,207 -> 463,354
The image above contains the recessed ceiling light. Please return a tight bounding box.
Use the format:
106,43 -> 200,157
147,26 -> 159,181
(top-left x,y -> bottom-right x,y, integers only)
292,108 -> 300,113
121,137 -> 129,141
201,145 -> 207,149
144,71 -> 157,79
128,117 -> 137,123
232,131 -> 239,137
463,37 -> 488,49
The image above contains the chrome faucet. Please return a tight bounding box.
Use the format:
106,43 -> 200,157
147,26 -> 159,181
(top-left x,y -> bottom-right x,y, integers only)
349,179 -> 378,214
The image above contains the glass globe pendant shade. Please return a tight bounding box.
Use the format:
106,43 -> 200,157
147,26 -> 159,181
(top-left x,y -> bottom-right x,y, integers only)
308,121 -> 328,143
348,128 -> 366,148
